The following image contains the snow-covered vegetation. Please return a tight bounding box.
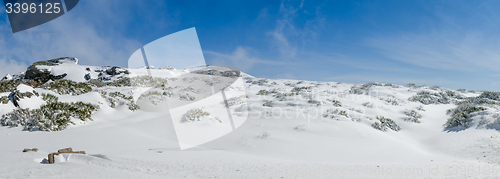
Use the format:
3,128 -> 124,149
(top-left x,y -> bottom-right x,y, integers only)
1,93 -> 99,131
372,116 -> 401,132
1,57 -> 500,178
181,108 -> 210,122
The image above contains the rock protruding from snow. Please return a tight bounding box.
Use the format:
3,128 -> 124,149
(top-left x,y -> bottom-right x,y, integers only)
106,66 -> 129,76
24,57 -> 79,83
1,74 -> 13,81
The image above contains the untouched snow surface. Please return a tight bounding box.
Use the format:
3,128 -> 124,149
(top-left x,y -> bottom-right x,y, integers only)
1,67 -> 500,178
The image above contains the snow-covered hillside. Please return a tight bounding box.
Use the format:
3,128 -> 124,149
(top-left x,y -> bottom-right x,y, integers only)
1,57 -> 500,178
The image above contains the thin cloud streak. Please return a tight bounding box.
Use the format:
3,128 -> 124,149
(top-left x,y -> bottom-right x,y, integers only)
367,30 -> 500,72
205,46 -> 293,72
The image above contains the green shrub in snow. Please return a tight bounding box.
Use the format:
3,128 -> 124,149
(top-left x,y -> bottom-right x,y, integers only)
181,108 -> 210,122
291,86 -> 313,93
445,104 -> 486,129
43,79 -> 92,95
323,109 -> 349,119
403,109 -> 421,123
327,99 -> 342,107
405,83 -> 424,89
408,91 -> 463,105
372,116 -> 401,132
105,77 -> 131,87
222,96 -> 246,107
0,94 -> 99,131
273,93 -> 297,101
262,100 -> 273,107
0,79 -> 43,93
101,91 -> 139,111
349,82 -> 382,95
256,89 -> 277,95
362,102 -> 373,108
478,91 -> 500,101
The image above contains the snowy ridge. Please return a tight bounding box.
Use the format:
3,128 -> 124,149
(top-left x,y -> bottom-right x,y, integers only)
1,57 -> 500,178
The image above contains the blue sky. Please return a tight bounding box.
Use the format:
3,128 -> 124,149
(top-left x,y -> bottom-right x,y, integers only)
1,0 -> 500,91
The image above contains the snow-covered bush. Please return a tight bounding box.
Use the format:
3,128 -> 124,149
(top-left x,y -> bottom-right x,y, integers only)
307,98 -> 323,106
256,89 -> 277,95
43,79 -> 92,95
478,91 -> 500,101
405,83 -> 424,89
1,95 -> 99,131
429,85 -> 441,90
179,93 -> 195,101
102,91 -> 139,111
408,91 -> 462,105
348,107 -> 363,113
294,124 -> 307,132
137,91 -> 166,105
445,104 -> 486,128
349,82 -> 382,95
404,109 -> 421,123
129,76 -> 170,88
0,96 -> 9,104
273,92 -> 296,101
181,108 -> 210,122
262,100 -> 273,107
0,80 -> 21,93
223,96 -> 246,107
372,116 -> 401,132
455,97 -> 497,106
0,79 -> 43,93
284,82 -> 295,87
248,79 -> 268,85
384,83 -> 399,88
291,86 -> 313,93
323,109 -> 349,119
382,97 -> 400,106
179,87 -> 198,94
416,105 -> 425,111
327,99 -> 342,107
362,102 -> 373,108
105,77 -> 131,87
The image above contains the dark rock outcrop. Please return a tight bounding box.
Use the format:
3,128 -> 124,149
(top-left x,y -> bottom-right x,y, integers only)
24,57 -> 78,83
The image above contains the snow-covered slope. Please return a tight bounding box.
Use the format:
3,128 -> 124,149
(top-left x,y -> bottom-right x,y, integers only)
1,58 -> 499,178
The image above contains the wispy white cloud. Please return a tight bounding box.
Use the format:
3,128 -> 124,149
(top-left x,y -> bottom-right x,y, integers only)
205,46 -> 292,72
268,2 -> 299,59
367,30 -> 500,72
267,0 -> 325,59
0,58 -> 28,77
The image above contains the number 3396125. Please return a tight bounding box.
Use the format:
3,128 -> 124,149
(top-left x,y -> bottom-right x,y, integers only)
5,3 -> 62,14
